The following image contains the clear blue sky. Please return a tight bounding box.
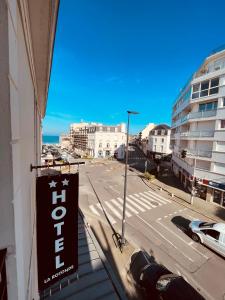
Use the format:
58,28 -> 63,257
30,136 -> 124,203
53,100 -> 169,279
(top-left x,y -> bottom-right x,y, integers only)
43,0 -> 225,135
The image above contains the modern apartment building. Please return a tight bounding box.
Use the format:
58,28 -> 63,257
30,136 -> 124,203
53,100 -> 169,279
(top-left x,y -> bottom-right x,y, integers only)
171,46 -> 225,206
70,122 -> 126,159
0,0 -> 59,299
148,124 -> 172,158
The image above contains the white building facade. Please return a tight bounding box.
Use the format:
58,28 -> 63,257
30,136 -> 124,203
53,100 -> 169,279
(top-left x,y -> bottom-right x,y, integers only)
0,1 -> 58,299
171,46 -> 225,206
147,124 -> 172,158
70,122 -> 126,159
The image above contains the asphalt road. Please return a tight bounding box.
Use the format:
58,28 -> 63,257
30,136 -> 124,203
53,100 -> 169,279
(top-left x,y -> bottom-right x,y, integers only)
79,148 -> 225,300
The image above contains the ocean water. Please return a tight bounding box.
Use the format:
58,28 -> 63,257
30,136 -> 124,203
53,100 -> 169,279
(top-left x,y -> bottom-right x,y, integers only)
42,135 -> 59,144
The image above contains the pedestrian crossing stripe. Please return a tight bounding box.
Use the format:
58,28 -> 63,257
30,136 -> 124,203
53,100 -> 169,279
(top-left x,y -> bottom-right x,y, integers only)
96,203 -> 116,224
144,190 -> 171,204
89,190 -> 171,223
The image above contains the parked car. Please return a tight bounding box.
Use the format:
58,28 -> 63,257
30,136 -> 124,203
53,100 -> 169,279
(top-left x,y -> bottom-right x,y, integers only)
139,263 -> 171,293
189,221 -> 225,258
156,274 -> 204,300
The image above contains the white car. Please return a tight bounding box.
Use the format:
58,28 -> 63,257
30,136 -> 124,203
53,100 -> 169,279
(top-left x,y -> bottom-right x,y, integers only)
189,221 -> 225,258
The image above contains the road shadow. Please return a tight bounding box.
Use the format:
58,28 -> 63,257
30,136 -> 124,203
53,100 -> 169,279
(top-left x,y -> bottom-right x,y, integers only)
213,206 -> 225,221
171,215 -> 191,236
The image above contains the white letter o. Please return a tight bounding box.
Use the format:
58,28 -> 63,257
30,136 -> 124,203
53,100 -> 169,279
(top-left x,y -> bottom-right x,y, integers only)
51,206 -> 66,220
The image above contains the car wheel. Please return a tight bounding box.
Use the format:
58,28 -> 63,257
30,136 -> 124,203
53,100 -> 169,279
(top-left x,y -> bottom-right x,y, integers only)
192,233 -> 200,243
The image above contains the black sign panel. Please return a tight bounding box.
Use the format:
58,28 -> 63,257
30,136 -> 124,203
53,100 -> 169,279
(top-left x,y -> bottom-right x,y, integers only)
36,173 -> 78,292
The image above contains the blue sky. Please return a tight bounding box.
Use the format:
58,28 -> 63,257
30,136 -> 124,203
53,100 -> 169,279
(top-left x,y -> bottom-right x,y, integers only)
43,0 -> 225,135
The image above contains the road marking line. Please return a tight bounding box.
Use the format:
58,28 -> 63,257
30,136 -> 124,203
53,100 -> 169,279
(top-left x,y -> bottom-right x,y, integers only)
96,203 -> 116,225
117,197 -> 139,214
144,191 -> 167,204
89,205 -> 100,216
144,191 -> 171,205
157,218 -> 162,221
157,220 -> 209,259
105,201 -> 122,219
126,197 -> 145,212
164,216 -> 168,218
137,193 -> 160,207
111,199 -> 132,217
145,190 -> 171,203
129,195 -> 152,210
188,241 -> 194,245
134,193 -> 157,208
137,215 -> 194,262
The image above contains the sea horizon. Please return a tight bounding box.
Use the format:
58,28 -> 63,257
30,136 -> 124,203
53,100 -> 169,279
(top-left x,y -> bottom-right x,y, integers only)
42,135 -> 59,144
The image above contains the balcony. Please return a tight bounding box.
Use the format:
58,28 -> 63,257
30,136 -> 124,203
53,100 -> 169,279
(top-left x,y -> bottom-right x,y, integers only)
173,146 -> 212,158
180,130 -> 214,139
188,149 -> 212,158
172,109 -> 217,127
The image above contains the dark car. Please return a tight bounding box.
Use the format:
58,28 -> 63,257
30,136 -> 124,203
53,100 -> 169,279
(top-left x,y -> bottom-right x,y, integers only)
156,274 -> 205,300
139,263 -> 171,294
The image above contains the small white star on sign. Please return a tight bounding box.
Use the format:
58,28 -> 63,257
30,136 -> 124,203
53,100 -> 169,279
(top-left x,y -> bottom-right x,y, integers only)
62,178 -> 69,186
49,180 -> 57,188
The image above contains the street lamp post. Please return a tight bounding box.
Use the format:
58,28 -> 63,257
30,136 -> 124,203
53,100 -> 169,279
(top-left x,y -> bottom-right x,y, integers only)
121,110 -> 139,251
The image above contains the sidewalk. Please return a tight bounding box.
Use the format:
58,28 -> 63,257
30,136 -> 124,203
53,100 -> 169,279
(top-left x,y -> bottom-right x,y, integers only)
144,174 -> 225,223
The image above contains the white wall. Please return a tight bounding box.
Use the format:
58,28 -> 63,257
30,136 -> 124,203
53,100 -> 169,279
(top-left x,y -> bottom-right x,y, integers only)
0,1 -> 40,299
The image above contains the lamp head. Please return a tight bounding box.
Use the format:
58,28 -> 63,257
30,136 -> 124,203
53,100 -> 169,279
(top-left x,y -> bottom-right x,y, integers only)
127,110 -> 139,115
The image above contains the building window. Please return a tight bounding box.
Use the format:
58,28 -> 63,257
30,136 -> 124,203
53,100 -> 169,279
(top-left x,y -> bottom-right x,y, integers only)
154,130 -> 158,135
220,120 -> 225,128
162,138 -> 164,143
223,98 -> 225,107
161,129 -> 165,135
99,143 -> 102,148
222,192 -> 225,207
114,144 -> 117,148
154,145 -> 156,151
199,101 -> 217,112
155,138 -> 157,143
192,78 -> 219,99
106,143 -> 110,148
213,190 -> 222,205
161,146 -> 163,152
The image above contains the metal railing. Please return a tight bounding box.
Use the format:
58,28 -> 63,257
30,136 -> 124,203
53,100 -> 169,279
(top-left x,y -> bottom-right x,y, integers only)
172,110 -> 217,127
180,130 -> 214,138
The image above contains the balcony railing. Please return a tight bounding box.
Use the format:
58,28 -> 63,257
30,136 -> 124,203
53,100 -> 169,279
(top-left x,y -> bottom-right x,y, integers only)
188,149 -> 212,158
180,130 -> 214,138
172,109 -> 217,127
173,146 -> 212,158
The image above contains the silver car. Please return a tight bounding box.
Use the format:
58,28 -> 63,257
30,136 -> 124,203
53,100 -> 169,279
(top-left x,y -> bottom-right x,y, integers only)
189,221 -> 225,258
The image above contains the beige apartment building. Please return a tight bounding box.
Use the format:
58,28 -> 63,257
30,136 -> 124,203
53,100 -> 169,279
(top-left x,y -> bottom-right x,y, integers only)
171,46 -> 225,206
70,122 -> 126,159
0,1 -> 59,299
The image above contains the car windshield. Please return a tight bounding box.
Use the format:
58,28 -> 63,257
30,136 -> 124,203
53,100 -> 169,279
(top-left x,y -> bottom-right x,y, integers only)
199,222 -> 215,228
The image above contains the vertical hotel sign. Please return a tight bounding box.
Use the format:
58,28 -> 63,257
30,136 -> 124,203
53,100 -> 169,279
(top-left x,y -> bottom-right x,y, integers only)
36,173 -> 78,292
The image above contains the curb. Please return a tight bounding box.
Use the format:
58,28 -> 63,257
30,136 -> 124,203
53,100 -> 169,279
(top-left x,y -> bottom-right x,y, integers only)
142,178 -> 222,222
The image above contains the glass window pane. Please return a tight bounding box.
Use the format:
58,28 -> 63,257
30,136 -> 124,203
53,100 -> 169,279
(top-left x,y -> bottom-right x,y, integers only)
193,84 -> 200,92
206,102 -> 213,110
211,78 -> 219,87
201,81 -> 209,90
221,120 -> 225,128
192,92 -> 199,99
223,98 -> 225,107
222,193 -> 225,207
200,90 -> 208,97
209,87 -> 219,95
199,103 -> 205,111
213,190 -> 222,204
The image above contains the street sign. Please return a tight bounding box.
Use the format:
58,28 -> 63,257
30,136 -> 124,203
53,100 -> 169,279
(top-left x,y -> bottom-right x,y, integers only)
36,173 -> 78,292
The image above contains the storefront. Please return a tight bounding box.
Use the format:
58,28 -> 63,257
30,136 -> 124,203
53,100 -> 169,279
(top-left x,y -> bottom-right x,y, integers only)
213,189 -> 225,207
